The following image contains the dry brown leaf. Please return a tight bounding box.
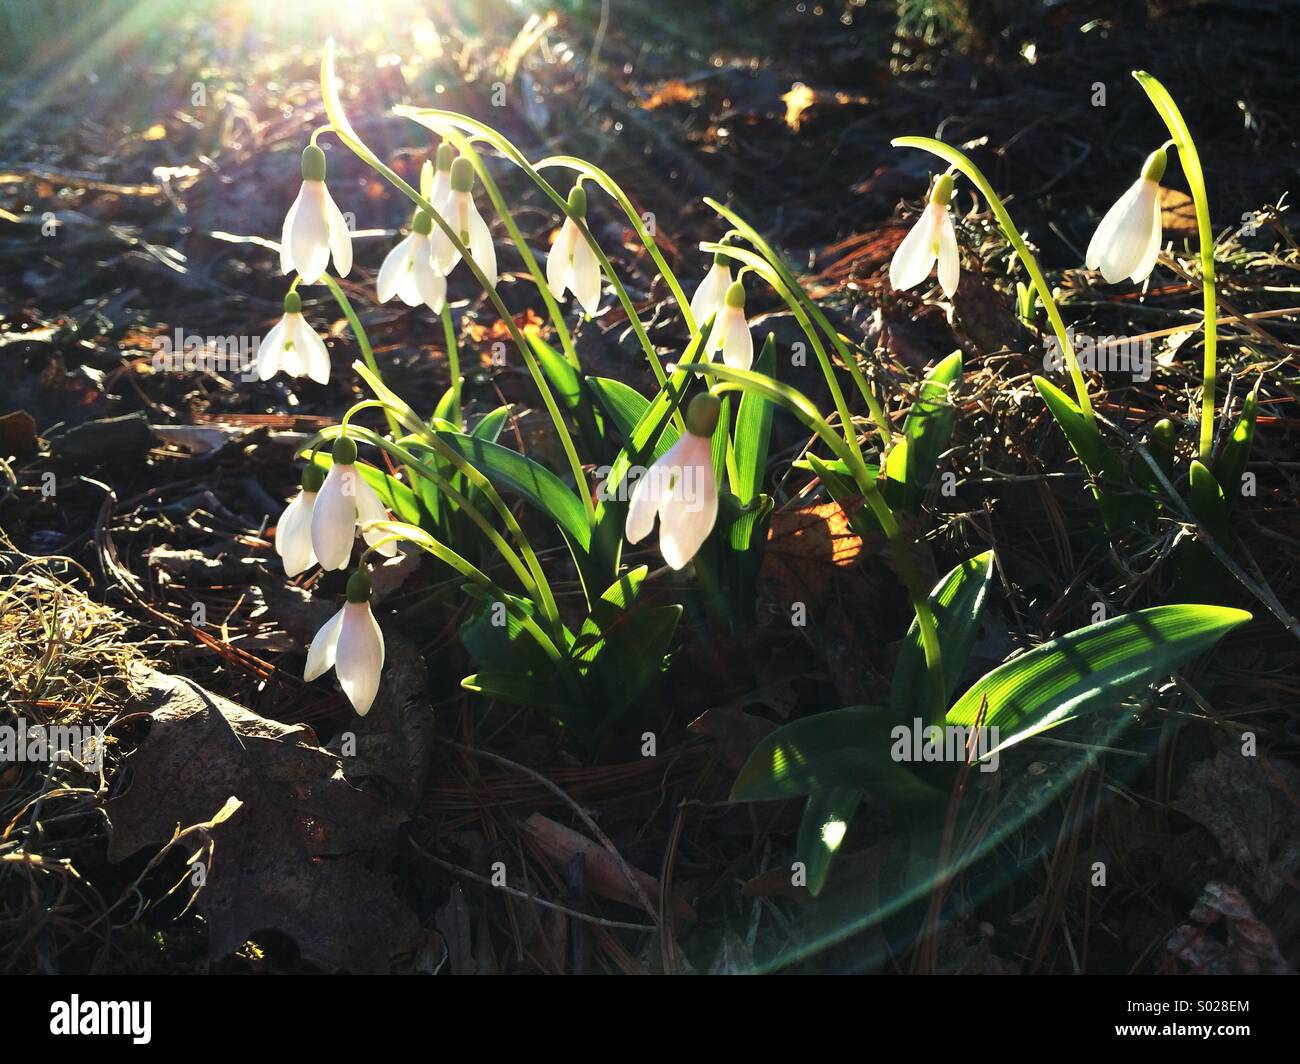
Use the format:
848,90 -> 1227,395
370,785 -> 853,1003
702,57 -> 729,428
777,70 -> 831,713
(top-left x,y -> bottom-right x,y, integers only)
107,666 -> 420,972
782,83 -> 817,131
1159,185 -> 1197,239
761,500 -> 874,612
640,80 -> 699,110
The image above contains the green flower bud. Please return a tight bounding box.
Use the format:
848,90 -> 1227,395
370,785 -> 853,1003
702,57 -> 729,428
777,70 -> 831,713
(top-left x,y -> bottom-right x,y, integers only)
567,184 -> 587,218
283,290 -> 302,315
436,142 -> 454,172
685,392 -> 721,437
450,157 -> 475,194
345,567 -> 372,603
930,171 -> 954,207
1141,147 -> 1168,184
332,434 -> 358,465
301,462 -> 326,492
724,280 -> 745,309
412,209 -> 433,235
301,144 -> 327,182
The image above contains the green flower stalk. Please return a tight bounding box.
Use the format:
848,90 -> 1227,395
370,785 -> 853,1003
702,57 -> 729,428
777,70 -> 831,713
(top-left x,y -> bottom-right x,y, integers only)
1131,70 -> 1219,463
891,136 -> 1096,428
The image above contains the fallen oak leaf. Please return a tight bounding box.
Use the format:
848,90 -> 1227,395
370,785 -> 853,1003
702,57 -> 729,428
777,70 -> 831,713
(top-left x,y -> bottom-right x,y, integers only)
107,665 -> 420,972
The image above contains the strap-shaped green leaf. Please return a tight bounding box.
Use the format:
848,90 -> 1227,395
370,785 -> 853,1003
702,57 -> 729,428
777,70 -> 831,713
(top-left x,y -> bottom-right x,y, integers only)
436,431 -> 591,550
884,350 -> 961,512
1214,385 -> 1258,510
946,604 -> 1251,757
891,551 -> 995,719
731,334 -> 777,505
797,786 -> 862,897
731,706 -> 947,802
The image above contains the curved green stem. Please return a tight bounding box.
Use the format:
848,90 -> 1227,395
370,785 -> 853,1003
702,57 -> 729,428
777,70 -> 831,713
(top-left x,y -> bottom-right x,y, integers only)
443,130 -> 581,372
363,520 -> 565,665
321,46 -> 593,524
405,112 -> 676,400
440,302 -> 462,430
537,154 -> 697,336
320,273 -> 401,439
1134,70 -> 1218,463
692,361 -> 946,723
891,136 -> 1096,428
702,242 -> 867,471
300,422 -> 545,615
704,198 -> 893,449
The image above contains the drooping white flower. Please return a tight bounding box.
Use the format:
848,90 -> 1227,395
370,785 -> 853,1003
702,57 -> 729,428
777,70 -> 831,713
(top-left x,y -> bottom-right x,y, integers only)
280,144 -> 353,285
707,280 -> 754,370
256,290 -> 332,384
310,435 -> 399,571
889,171 -> 959,298
377,210 -> 446,313
546,184 -> 602,317
304,568 -> 386,715
689,254 -> 733,327
625,393 -> 721,570
1085,148 -> 1167,285
430,158 -> 497,288
275,463 -> 325,576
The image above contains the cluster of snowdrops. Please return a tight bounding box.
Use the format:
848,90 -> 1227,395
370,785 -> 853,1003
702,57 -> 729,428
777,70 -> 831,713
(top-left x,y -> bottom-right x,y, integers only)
250,46 -> 1249,879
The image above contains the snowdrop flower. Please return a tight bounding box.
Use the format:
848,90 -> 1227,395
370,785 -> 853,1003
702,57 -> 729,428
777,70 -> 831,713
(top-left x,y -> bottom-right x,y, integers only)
310,435 -> 399,571
625,393 -> 721,570
275,463 -> 325,577
256,290 -> 332,384
377,210 -> 446,313
280,144 -> 353,285
546,184 -> 602,317
428,142 -> 454,214
889,172 -> 959,298
707,280 -> 754,370
430,158 -> 497,288
1085,147 -> 1167,285
689,252 -> 733,327
305,567 -> 385,716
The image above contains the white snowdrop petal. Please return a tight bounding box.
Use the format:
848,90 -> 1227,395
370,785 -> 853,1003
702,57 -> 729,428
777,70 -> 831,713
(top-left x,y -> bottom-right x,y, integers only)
303,606 -> 345,682
889,203 -> 941,292
293,316 -> 332,385
468,200 -> 497,289
289,181 -> 331,284
336,602 -> 385,715
936,208 -> 960,298
377,235 -> 415,304
625,440 -> 682,544
429,170 -> 452,214
311,463 -> 358,571
255,317 -> 289,381
689,263 -> 730,328
356,476 -> 398,556
721,307 -> 754,370
279,188 -> 303,275
1091,180 -> 1149,283
412,239 -> 447,313
659,435 -> 718,570
278,313 -> 308,378
1128,183 -> 1163,284
276,489 -> 318,577
546,219 -> 576,299
430,223 -> 460,275
323,185 -> 353,277
572,238 -> 602,317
